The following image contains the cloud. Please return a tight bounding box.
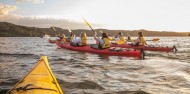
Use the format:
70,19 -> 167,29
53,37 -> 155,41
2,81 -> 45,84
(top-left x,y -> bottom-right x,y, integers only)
0,3 -> 19,22
0,13 -> 100,30
0,3 -> 17,15
0,3 -> 100,29
6,16 -> 96,29
15,0 -> 44,4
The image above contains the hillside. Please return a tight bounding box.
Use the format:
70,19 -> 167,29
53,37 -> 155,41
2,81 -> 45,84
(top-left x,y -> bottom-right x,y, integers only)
0,22 -> 189,37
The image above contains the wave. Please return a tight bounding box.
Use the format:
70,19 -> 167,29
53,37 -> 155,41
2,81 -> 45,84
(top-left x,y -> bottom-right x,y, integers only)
115,90 -> 149,94
146,52 -> 190,61
0,53 -> 39,58
57,79 -> 104,90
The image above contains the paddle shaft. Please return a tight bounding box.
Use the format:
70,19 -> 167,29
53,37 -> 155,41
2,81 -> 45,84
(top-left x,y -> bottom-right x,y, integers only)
146,39 -> 160,41
89,26 -> 100,38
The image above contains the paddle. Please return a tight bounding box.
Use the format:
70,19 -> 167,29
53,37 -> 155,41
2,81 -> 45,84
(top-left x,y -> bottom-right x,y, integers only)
66,26 -> 72,33
126,38 -> 160,42
83,18 -> 95,33
66,26 -> 76,41
51,26 -> 58,37
52,26 -> 57,31
83,18 -> 100,39
146,38 -> 160,41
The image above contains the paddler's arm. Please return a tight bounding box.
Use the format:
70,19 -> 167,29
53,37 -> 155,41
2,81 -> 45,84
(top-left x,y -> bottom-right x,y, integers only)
133,38 -> 140,45
108,37 -> 114,40
94,32 -> 104,44
94,32 -> 98,40
113,37 -> 120,41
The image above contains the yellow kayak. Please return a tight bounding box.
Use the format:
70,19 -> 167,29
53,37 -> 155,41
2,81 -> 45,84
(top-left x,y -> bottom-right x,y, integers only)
6,56 -> 64,94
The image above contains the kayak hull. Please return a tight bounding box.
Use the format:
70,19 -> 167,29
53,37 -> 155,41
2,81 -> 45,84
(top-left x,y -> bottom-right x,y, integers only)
56,42 -> 143,59
6,56 -> 63,94
48,39 -> 57,43
111,44 -> 174,52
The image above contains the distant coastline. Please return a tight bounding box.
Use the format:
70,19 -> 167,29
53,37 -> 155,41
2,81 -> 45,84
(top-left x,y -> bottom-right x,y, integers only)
0,22 -> 189,37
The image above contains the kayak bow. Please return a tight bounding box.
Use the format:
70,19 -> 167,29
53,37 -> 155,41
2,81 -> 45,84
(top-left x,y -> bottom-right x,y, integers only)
48,39 -> 57,43
6,56 -> 64,94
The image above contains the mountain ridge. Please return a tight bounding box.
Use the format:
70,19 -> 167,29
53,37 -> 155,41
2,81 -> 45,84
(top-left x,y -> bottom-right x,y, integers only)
0,22 -> 189,37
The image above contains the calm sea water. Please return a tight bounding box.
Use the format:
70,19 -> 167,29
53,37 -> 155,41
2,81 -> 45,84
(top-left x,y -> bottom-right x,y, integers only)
0,37 -> 190,94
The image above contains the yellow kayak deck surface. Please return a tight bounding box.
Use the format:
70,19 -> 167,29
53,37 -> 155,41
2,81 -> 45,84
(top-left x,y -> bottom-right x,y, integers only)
6,56 -> 63,94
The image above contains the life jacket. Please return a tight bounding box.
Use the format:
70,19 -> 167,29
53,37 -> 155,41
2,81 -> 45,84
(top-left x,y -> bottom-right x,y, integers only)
116,37 -> 126,45
61,38 -> 66,42
80,37 -> 87,46
139,36 -> 147,46
101,38 -> 110,48
61,35 -> 66,42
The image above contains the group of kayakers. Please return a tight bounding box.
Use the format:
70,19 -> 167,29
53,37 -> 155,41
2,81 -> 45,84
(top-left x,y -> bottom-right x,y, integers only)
55,31 -> 147,49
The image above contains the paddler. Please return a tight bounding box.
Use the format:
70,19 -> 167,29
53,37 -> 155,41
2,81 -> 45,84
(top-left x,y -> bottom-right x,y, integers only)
132,32 -> 147,46
70,32 -> 87,46
92,32 -> 111,49
56,34 -> 66,42
114,32 -> 126,45
79,32 -> 87,46
56,34 -> 62,41
126,33 -> 133,42
127,33 -> 131,40
61,34 -> 66,42
113,34 -> 120,41
68,32 -> 75,42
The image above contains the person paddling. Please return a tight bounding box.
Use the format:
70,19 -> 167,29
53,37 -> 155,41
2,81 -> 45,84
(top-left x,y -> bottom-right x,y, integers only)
127,33 -> 131,41
56,34 -> 62,41
114,32 -> 126,45
61,34 -> 66,42
132,32 -> 147,46
68,32 -> 75,42
92,32 -> 110,49
56,34 -> 66,41
79,32 -> 88,46
70,32 -> 87,46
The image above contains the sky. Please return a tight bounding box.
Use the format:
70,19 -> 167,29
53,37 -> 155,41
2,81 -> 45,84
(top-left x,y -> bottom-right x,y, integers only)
0,0 -> 190,32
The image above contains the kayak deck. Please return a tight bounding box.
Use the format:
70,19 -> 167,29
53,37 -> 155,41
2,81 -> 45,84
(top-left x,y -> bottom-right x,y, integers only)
56,42 -> 144,59
6,56 -> 63,94
111,44 -> 175,52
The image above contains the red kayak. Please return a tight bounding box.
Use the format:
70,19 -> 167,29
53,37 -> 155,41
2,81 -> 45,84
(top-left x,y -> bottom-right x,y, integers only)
48,39 -> 57,43
56,42 -> 145,59
111,44 -> 177,52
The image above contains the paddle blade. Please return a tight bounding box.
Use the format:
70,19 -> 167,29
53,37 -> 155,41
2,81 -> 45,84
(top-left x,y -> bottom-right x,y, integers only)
83,18 -> 91,27
83,18 -> 98,36
67,26 -> 72,33
152,38 -> 160,41
52,27 -> 56,31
